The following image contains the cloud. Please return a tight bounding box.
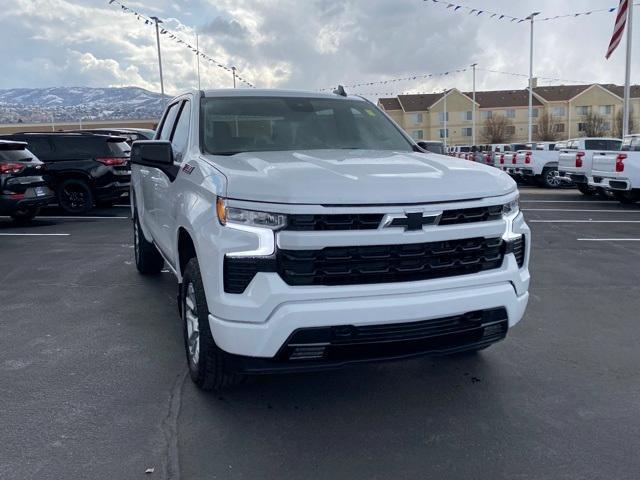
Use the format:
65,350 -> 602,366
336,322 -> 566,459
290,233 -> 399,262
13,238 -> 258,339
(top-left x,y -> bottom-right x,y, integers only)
0,0 -> 637,103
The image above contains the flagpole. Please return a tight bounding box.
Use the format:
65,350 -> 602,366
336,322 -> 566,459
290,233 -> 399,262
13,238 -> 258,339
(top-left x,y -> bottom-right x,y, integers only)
150,16 -> 165,103
623,1 -> 633,137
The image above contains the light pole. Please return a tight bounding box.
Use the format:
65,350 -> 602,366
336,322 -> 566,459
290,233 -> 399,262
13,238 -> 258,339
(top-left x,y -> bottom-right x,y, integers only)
443,88 -> 448,148
196,33 -> 201,90
150,16 -> 165,102
623,2 -> 634,137
232,66 -> 237,88
471,63 -> 477,146
526,12 -> 540,143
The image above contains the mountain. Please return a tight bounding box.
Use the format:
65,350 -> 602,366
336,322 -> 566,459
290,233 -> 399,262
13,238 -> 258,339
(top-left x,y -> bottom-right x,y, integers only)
0,86 -> 165,124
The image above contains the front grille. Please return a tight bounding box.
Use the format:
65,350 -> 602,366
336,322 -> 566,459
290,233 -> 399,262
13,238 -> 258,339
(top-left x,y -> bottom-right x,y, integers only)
278,308 -> 509,362
285,205 -> 503,231
277,236 -> 505,287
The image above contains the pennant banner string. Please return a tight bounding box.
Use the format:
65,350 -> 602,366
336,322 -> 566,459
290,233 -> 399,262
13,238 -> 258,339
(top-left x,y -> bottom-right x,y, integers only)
425,0 -> 640,24
319,67 -> 470,91
107,0 -> 255,88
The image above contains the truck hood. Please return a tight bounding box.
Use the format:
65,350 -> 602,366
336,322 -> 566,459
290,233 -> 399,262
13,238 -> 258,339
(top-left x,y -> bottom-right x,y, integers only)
203,149 -> 516,205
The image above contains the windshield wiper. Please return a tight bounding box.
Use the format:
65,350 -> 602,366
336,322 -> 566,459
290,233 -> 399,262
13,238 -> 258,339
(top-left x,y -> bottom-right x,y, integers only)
211,151 -> 243,156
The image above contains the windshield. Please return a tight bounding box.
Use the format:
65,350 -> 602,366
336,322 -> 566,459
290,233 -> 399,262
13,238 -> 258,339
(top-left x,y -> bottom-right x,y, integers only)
201,97 -> 412,155
584,139 -> 622,151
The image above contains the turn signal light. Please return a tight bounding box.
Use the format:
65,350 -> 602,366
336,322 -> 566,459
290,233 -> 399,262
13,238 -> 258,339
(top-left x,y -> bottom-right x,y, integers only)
575,151 -> 585,168
616,153 -> 627,172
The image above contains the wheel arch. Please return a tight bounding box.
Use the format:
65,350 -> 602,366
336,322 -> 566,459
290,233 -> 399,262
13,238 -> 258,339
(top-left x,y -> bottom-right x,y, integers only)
177,226 -> 197,279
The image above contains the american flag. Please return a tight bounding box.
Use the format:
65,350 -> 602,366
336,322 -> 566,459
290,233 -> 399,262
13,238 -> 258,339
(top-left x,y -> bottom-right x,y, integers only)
606,0 -> 629,59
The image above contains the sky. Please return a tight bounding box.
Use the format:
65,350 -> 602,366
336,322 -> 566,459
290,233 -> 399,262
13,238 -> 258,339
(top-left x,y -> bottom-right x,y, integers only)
0,0 -> 638,101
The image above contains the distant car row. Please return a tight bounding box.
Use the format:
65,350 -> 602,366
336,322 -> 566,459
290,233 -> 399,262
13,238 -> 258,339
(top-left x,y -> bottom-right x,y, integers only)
0,128 -> 154,221
441,136 -> 640,203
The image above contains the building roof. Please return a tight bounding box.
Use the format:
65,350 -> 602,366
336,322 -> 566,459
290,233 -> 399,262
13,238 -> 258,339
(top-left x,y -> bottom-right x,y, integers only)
397,93 -> 445,112
599,84 -> 640,99
378,97 -> 402,110
532,84 -> 592,101
464,89 -> 543,108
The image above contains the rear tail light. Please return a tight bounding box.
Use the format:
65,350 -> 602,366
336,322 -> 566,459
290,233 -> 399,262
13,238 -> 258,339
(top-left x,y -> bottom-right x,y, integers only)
575,151 -> 585,168
485,154 -> 492,163
525,152 -> 531,164
512,154 -> 517,164
500,154 -> 505,164
0,163 -> 25,174
616,153 -> 627,172
96,157 -> 127,166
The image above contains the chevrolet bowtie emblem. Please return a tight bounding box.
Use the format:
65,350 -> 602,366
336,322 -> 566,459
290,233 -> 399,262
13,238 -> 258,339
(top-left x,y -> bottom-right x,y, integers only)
380,211 -> 443,231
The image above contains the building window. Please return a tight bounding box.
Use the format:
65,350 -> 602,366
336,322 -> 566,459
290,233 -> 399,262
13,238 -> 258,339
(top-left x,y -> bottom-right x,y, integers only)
578,122 -> 587,132
505,109 -> 516,118
481,111 -> 492,120
438,112 -> 449,122
439,129 -> 449,138
554,123 -> 565,133
461,111 -> 472,121
599,105 -> 613,116
576,106 -> 591,116
505,125 -> 516,135
462,127 -> 472,137
410,113 -> 423,124
552,106 -> 566,117
411,130 -> 424,140
531,108 -> 539,118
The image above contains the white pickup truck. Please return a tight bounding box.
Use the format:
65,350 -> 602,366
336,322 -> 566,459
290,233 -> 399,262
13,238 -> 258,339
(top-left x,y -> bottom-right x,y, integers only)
130,88 -> 530,391
508,142 -> 561,188
557,137 -> 622,195
496,143 -> 530,173
589,134 -> 640,203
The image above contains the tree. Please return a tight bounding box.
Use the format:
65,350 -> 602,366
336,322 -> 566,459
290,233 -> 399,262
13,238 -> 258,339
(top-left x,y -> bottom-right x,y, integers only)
582,112 -> 608,137
613,108 -> 635,138
481,114 -> 514,143
535,109 -> 558,141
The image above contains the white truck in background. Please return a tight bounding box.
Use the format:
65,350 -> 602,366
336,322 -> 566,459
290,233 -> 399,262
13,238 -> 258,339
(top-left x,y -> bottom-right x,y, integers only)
589,134 -> 640,204
509,142 -> 562,188
557,137 -> 622,196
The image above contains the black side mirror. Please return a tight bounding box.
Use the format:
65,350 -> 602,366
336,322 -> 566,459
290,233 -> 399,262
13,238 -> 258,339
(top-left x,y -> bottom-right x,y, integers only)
131,140 -> 179,181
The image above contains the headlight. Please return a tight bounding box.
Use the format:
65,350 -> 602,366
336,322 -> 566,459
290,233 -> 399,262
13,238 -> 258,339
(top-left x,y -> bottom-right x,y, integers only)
217,198 -> 287,230
502,197 -> 519,217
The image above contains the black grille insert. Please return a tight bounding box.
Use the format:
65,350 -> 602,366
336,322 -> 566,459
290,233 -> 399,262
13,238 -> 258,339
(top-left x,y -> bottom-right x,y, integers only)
277,236 -> 505,287
285,205 -> 503,231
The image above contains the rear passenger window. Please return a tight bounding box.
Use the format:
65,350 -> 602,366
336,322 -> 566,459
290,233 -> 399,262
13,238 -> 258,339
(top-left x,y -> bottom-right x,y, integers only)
51,137 -> 106,158
22,138 -> 53,160
170,100 -> 191,163
158,103 -> 181,141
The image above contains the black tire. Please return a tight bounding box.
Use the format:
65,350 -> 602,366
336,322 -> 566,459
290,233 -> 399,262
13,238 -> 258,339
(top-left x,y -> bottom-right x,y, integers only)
576,183 -> 597,196
613,191 -> 640,204
133,214 -> 164,274
56,178 -> 94,214
10,207 -> 40,223
182,257 -> 242,391
539,167 -> 561,188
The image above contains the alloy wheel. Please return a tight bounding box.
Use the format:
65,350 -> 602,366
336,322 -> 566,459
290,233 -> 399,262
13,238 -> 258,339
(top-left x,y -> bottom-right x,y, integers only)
184,283 -> 200,367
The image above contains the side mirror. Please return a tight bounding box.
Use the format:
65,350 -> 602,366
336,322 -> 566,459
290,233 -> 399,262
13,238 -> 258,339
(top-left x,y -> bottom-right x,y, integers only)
131,140 -> 173,166
131,140 -> 179,181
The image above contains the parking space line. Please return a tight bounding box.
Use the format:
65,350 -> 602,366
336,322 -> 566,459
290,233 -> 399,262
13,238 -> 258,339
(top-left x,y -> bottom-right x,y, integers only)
0,233 -> 70,236
521,200 -> 616,204
577,238 -> 640,242
530,220 -> 640,223
39,216 -> 128,219
523,209 -> 640,213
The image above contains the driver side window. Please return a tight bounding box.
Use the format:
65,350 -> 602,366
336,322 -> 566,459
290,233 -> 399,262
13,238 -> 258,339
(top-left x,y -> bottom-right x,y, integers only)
158,102 -> 181,141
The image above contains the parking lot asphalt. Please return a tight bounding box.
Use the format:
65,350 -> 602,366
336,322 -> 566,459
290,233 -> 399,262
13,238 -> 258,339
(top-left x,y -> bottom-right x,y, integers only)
1,187 -> 640,480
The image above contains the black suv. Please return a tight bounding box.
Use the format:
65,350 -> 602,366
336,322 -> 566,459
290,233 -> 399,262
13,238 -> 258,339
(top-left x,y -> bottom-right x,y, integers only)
0,133 -> 130,214
0,140 -> 54,221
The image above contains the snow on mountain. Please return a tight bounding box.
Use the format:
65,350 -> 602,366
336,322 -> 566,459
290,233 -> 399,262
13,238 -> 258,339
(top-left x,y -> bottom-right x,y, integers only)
0,86 -> 166,123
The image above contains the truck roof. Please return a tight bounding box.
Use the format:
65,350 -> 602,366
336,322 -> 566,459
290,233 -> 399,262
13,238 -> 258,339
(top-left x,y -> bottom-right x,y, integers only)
200,88 -> 366,101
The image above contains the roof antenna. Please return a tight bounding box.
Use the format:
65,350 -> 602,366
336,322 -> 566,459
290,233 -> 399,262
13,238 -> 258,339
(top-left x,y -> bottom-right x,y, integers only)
333,85 -> 347,97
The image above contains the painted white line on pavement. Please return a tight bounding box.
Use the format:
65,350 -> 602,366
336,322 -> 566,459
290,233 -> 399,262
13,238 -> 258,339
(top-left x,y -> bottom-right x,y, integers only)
530,220 -> 640,223
523,209 -> 640,213
577,238 -> 640,242
41,216 -> 128,219
0,233 -> 70,236
521,200 -> 617,204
